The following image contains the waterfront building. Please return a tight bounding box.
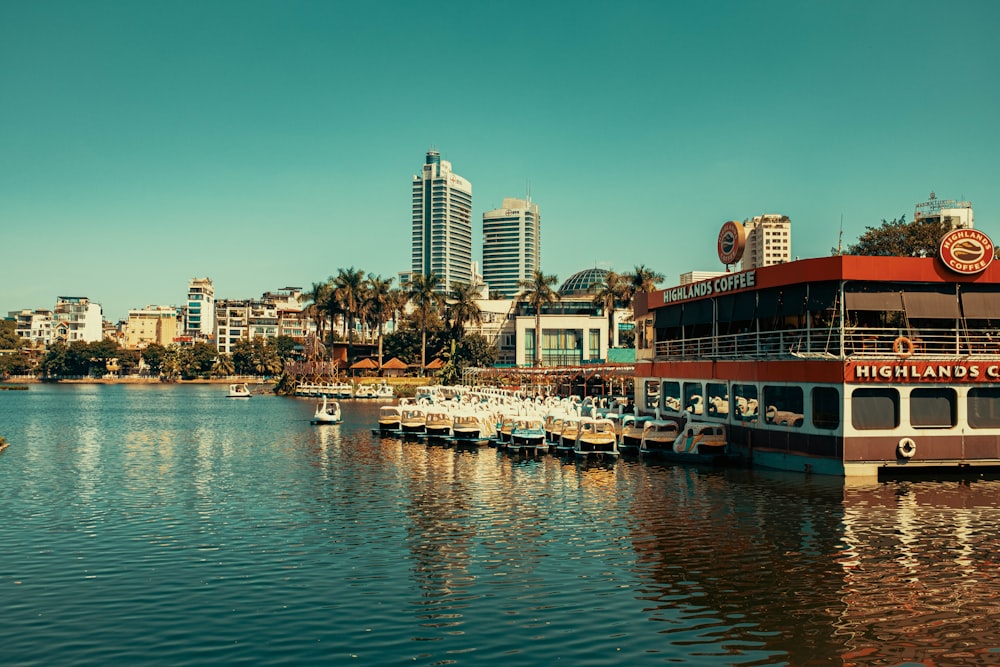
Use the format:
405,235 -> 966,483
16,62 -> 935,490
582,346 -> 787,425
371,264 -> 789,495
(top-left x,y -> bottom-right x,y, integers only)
742,214 -> 791,270
914,192 -> 973,229
411,150 -> 473,291
214,298 -> 279,354
185,278 -> 215,340
123,305 -> 180,349
482,197 -> 540,298
53,296 -> 103,343
680,271 -> 726,285
8,308 -> 53,347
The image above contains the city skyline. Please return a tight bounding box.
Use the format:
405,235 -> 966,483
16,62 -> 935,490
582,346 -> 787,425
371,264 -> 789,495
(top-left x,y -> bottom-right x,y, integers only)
3,1 -> 999,322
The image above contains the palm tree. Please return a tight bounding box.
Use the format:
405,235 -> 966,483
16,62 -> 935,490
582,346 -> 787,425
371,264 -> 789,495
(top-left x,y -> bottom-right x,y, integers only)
591,270 -> 625,348
333,267 -> 366,344
364,273 -> 394,370
407,272 -> 445,375
624,264 -> 665,306
448,281 -> 483,340
212,353 -> 235,377
305,281 -> 332,349
517,270 -> 560,367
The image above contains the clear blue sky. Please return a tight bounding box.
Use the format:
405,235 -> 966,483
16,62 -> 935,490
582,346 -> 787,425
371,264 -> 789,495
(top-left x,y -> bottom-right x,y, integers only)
3,0 -> 998,322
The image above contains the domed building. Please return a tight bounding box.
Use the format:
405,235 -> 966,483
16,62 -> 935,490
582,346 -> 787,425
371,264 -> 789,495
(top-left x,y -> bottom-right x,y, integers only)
559,268 -> 609,297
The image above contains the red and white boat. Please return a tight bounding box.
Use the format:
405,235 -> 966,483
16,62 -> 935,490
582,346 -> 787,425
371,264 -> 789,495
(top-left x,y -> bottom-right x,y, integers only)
633,226 -> 1000,478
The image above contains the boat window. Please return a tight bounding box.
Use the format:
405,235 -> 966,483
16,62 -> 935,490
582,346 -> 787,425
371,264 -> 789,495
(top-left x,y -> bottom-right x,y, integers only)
851,388 -> 899,430
811,387 -> 840,430
807,282 -> 840,313
661,381 -> 680,412
910,388 -> 956,428
643,380 -> 659,410
763,386 -> 804,427
968,388 -> 1000,428
681,300 -> 713,326
732,384 -> 759,423
683,382 -> 704,415
706,382 -> 728,417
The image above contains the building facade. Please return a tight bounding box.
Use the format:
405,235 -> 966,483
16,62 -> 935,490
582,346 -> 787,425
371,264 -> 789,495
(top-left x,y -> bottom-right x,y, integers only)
742,214 -> 791,270
914,193 -> 974,229
185,277 -> 215,340
482,197 -> 540,298
411,150 -> 473,291
123,305 -> 180,349
53,296 -> 104,343
8,308 -> 53,347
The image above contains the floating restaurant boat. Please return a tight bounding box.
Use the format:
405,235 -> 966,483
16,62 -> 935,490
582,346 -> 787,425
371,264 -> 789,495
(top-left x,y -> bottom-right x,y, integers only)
633,224 -> 1000,478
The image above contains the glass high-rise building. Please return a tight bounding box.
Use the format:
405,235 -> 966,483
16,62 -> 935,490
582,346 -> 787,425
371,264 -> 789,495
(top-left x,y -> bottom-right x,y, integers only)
411,150 -> 473,291
482,197 -> 540,298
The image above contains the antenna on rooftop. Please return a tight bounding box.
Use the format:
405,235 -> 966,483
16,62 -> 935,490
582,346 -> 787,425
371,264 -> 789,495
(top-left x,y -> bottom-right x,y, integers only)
837,214 -> 844,255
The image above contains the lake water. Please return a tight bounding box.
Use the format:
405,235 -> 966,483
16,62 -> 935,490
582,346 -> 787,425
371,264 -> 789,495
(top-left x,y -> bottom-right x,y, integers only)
2,384 -> 1000,666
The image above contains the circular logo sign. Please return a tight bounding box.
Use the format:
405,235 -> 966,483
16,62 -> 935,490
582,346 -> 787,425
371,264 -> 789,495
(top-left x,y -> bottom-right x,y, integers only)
939,228 -> 995,274
717,221 -> 746,265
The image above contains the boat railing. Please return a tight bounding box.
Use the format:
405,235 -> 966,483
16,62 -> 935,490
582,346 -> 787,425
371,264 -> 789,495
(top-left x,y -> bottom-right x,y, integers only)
653,326 -> 1000,360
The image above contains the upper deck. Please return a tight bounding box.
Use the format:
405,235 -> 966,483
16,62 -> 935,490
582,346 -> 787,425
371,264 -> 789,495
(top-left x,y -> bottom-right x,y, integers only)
635,255 -> 1000,366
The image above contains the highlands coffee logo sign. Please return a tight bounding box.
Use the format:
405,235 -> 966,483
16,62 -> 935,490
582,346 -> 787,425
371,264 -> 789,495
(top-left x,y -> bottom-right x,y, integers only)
717,221 -> 746,265
939,229 -> 994,274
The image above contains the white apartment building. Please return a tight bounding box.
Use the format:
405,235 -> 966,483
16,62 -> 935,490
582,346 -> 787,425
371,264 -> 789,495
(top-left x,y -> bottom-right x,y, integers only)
185,277 -> 215,339
482,197 -> 540,298
8,308 -> 53,347
53,296 -> 104,343
914,193 -> 974,229
680,271 -> 726,285
411,149 -> 473,292
742,214 -> 791,270
214,298 -> 279,354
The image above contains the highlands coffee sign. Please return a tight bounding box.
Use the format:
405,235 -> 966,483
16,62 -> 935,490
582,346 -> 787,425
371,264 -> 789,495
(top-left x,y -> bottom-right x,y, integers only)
939,228 -> 995,275
848,361 -> 1000,383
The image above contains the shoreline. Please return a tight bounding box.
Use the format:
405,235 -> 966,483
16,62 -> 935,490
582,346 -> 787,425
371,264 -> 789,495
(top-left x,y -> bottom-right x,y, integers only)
2,377 -> 269,385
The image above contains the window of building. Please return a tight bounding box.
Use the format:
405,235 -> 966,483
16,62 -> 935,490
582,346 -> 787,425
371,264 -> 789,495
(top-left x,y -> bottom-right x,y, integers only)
661,381 -> 680,412
910,388 -> 956,428
812,387 -> 840,429
852,388 -> 899,430
644,380 -> 660,410
763,385 -> 804,426
706,382 -> 728,417
589,329 -> 601,360
969,388 -> 1000,428
683,382 -> 704,415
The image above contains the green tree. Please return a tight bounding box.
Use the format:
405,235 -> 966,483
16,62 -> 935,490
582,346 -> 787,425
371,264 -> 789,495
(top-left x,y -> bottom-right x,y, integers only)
190,341 -> 219,377
517,271 -> 560,367
364,274 -> 395,370
212,353 -> 236,377
333,266 -> 366,346
0,320 -> 23,350
407,273 -> 446,375
838,215 -> 951,257
447,281 -> 482,340
141,343 -> 168,375
590,270 -> 625,348
305,281 -> 333,348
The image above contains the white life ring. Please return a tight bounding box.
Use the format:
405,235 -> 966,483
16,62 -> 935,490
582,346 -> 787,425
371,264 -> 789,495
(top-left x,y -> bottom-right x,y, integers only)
897,437 -> 916,459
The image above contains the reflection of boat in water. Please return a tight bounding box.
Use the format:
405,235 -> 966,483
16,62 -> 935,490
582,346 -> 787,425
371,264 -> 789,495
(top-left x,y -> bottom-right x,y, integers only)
228,383 -> 251,398
633,235 -> 1000,478
311,396 -> 342,424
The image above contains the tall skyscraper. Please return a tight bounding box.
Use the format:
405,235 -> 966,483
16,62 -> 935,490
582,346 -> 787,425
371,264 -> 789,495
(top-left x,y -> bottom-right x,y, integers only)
482,197 -> 540,298
411,150 -> 473,291
742,214 -> 791,270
